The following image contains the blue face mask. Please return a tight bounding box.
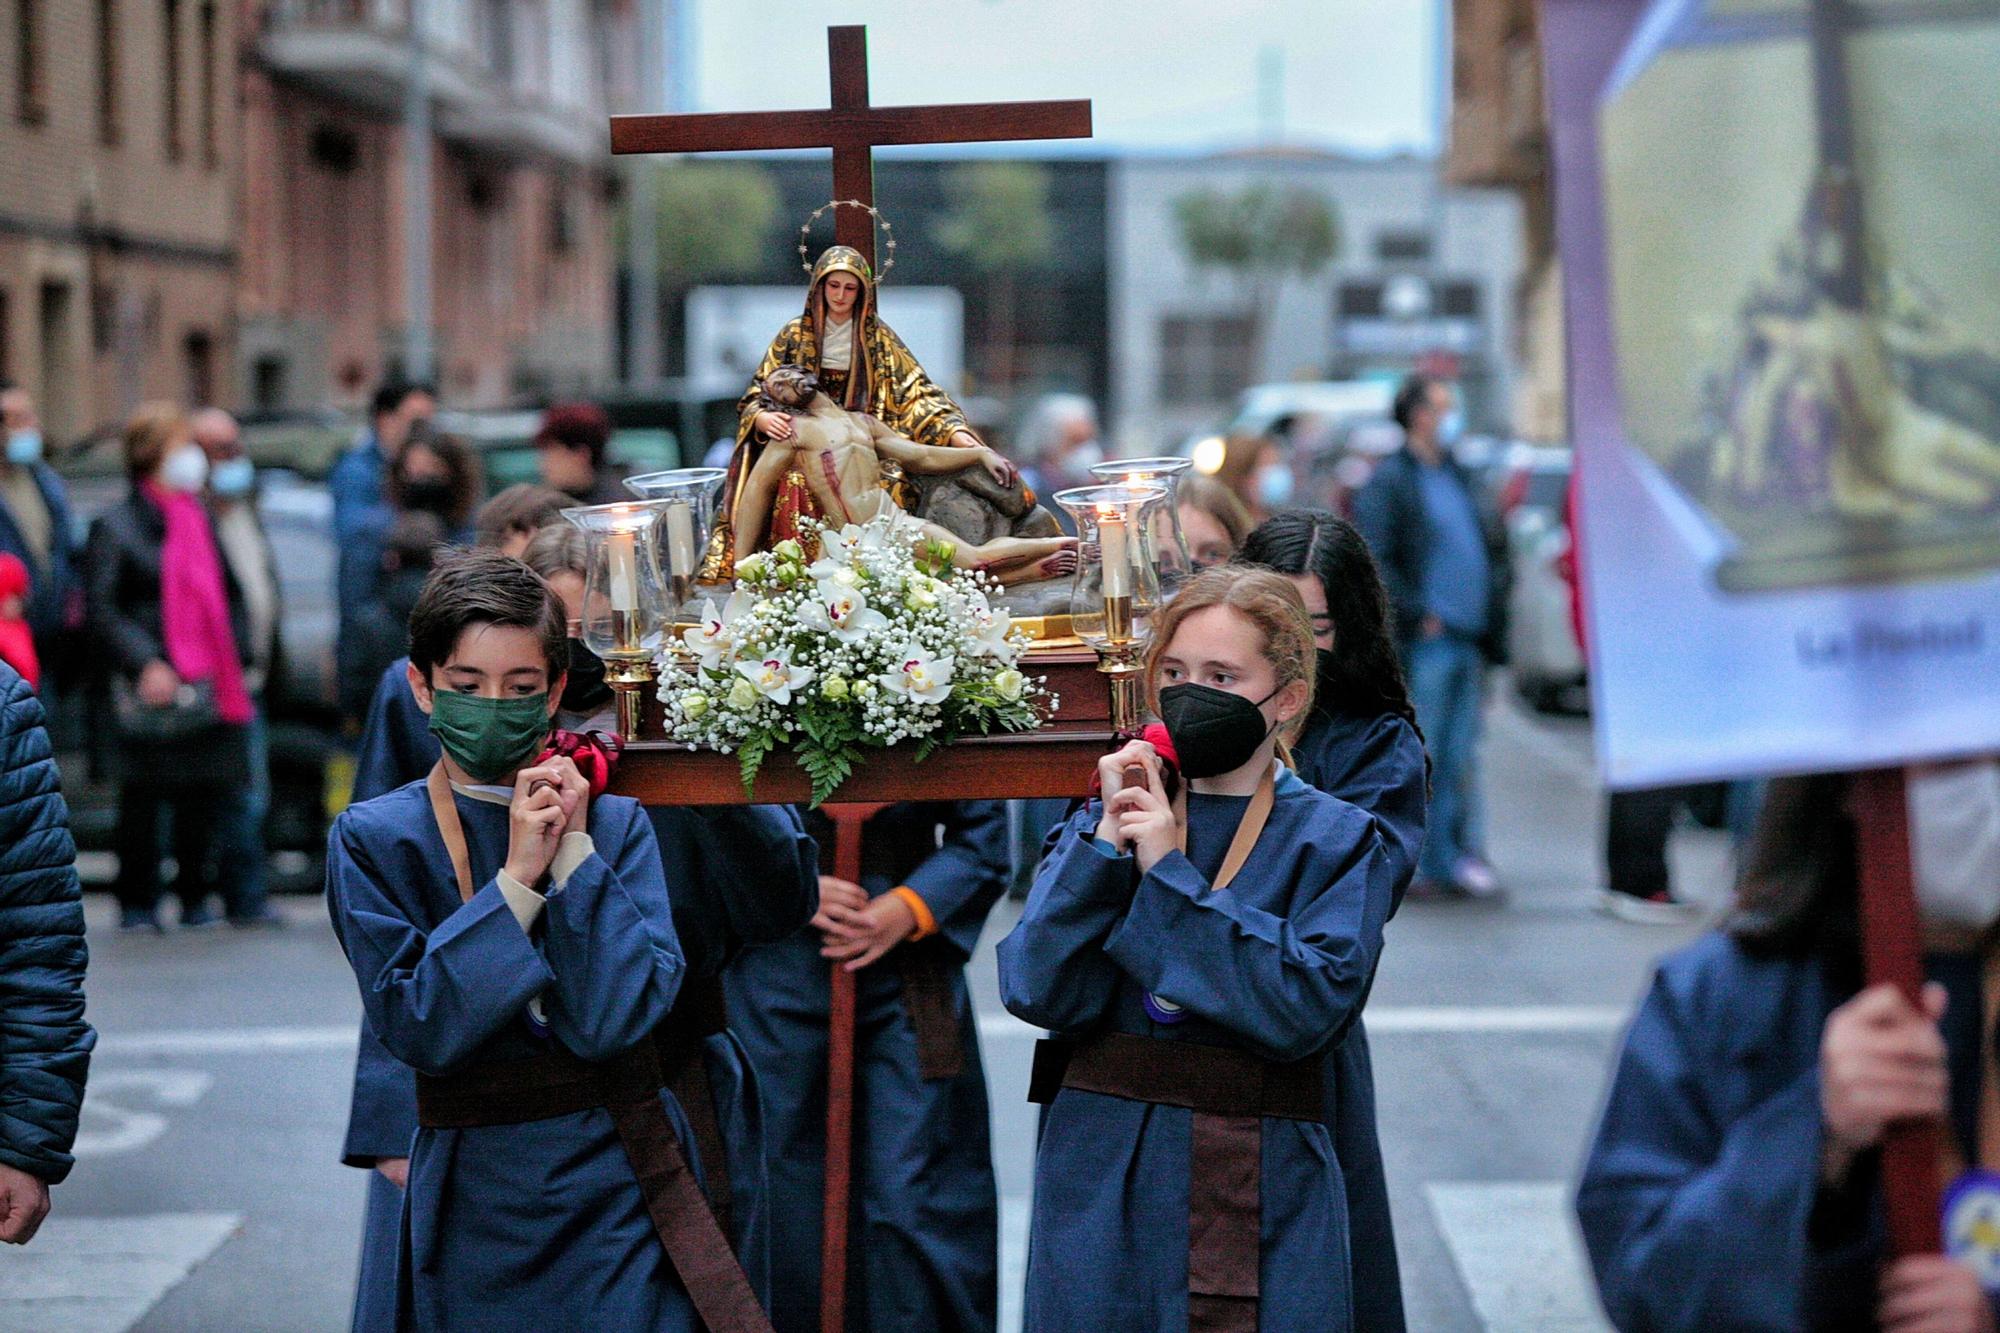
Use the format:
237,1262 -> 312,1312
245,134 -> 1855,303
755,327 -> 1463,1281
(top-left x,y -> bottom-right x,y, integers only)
1256,464 -> 1295,508
210,456 -> 255,497
5,430 -> 42,465
1437,409 -> 1466,447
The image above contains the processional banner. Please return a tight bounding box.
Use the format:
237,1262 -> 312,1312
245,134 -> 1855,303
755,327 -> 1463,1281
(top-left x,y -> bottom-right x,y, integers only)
1543,0 -> 2000,787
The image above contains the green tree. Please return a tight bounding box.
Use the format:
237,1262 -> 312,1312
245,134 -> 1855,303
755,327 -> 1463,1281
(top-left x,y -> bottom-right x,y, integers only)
637,161 -> 781,371
934,161 -> 1056,390
1172,184 -> 1340,381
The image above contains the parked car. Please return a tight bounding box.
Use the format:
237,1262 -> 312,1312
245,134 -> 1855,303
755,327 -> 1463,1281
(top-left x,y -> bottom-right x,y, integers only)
1496,445 -> 1586,713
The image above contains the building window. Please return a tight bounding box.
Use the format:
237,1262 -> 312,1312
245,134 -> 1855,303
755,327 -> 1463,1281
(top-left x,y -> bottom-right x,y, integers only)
0,288 -> 10,382
97,0 -> 120,146
198,1 -> 217,167
309,123 -> 360,173
163,0 -> 182,161
184,329 -> 214,408
1375,229 -> 1433,263
1159,315 -> 1256,406
549,180 -> 577,253
16,1 -> 46,125
252,356 -> 288,412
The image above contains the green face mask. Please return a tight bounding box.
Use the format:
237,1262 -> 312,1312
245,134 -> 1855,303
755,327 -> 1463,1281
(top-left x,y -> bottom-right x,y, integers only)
427,689 -> 553,783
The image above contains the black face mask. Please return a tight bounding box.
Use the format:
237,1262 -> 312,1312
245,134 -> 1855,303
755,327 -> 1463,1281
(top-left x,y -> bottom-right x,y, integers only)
1158,682 -> 1282,779
402,477 -> 454,515
561,638 -> 611,715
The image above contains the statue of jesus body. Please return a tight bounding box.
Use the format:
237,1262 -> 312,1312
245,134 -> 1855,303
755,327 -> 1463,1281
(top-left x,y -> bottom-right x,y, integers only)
736,365 -> 1076,583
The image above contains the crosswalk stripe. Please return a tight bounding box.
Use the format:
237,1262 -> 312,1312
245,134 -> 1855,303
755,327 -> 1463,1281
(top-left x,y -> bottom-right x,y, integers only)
1427,1182 -> 1610,1332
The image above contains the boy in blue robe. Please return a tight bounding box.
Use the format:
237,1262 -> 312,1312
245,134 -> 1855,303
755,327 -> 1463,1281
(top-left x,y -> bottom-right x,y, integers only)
325,550 -> 766,1330
341,532 -> 815,1330
1243,510 -> 1430,1331
725,800 -> 1010,1332
1000,567 -> 1394,1332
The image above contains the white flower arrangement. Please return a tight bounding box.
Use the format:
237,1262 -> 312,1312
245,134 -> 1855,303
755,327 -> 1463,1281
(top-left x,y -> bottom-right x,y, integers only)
658,512 -> 1057,804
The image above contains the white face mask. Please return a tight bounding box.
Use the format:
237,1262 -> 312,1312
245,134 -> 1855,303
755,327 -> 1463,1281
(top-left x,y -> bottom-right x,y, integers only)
159,444 -> 210,494
1909,760 -> 2000,930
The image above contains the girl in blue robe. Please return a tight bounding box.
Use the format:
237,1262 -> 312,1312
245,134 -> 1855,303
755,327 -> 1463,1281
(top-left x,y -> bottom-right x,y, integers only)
1578,774 -> 2000,1332
725,799 -> 1011,1333
1241,510 -> 1429,1332
999,566 -> 1395,1332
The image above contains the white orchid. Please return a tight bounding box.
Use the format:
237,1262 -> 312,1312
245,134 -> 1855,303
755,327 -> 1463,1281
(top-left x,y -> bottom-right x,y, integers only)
798,580 -> 891,645
738,649 -> 813,705
683,590 -> 755,669
808,522 -> 879,578
881,646 -> 956,705
965,593 -> 1018,662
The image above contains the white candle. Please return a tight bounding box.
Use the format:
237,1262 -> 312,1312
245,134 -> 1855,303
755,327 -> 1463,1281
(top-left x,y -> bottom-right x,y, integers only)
608,528 -> 639,612
1100,511 -> 1131,600
664,502 -> 697,577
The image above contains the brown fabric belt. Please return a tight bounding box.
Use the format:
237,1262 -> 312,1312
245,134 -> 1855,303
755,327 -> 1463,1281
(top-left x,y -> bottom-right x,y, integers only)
894,938 -> 966,1082
1029,1033 -> 1325,1333
415,981 -> 769,1333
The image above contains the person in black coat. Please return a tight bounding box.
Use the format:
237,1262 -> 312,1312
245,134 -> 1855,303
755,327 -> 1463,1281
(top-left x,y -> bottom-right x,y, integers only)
0,657 -> 95,1243
84,405 -> 255,931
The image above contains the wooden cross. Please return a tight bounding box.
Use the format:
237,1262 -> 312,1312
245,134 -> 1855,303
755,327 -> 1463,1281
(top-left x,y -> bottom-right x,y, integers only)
609,24 -> 1093,271
607,28 -> 1092,1333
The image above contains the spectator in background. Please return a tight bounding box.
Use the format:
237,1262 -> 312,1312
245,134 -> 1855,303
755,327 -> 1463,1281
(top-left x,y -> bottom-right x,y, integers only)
1353,375 -> 1509,901
193,409 -> 282,927
534,403 -> 624,505
474,483 -> 569,558
340,511 -> 446,724
328,379 -> 436,543
1578,766 -> 2000,1332
85,405 -> 255,931
0,556 -> 38,690
0,657 -> 95,1244
1211,432 -> 1294,522
336,424 -> 480,725
1017,394 -> 1102,509
1177,473 -> 1252,568
0,384 -> 78,674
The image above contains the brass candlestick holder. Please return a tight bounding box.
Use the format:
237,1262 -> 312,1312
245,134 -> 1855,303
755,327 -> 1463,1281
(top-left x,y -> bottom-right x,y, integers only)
563,501 -> 675,741
1055,483 -> 1169,736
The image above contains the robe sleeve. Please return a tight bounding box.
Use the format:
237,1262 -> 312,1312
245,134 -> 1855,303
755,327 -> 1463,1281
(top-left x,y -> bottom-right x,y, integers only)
1303,716 -> 1428,909
903,800 -> 1010,959
1574,967 -> 1872,1331
324,811 -> 557,1078
1101,822 -> 1392,1063
695,804 -> 820,962
535,803 -> 687,1062
874,322 -> 973,448
340,1019 -> 417,1167
996,807 -> 1131,1034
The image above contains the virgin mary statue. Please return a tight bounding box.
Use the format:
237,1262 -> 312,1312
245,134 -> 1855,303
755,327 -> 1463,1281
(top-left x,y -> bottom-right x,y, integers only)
706,244 -> 983,576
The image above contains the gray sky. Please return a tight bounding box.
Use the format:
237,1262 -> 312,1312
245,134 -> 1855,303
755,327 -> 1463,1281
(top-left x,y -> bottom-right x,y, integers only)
685,0 -> 1442,156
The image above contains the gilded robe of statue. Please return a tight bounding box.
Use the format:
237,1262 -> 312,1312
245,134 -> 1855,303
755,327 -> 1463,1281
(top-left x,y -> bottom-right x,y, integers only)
707,245 -> 978,577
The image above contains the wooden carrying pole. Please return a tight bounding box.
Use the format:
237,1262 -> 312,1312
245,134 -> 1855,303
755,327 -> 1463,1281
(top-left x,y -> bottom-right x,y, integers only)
1849,767 -> 1943,1256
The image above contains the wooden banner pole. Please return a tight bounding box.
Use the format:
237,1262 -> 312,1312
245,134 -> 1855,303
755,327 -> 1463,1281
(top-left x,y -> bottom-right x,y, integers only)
819,802 -> 889,1333
1849,767 -> 1943,1256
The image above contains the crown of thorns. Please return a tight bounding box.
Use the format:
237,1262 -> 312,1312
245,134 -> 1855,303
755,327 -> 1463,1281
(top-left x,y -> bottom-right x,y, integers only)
797,200 -> 897,280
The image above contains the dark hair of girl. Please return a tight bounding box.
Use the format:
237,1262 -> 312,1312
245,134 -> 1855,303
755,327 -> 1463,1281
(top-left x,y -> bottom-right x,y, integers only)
1727,774 -> 1860,984
1237,508 -> 1419,732
388,421 -> 484,529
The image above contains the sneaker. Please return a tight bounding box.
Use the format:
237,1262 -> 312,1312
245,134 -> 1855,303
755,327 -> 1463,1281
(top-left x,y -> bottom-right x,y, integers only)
179,902 -> 221,929
1451,856 -> 1505,900
118,907 -> 164,933
1597,888 -> 1705,925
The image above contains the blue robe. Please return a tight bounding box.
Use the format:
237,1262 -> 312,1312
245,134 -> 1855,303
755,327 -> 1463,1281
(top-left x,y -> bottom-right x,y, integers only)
998,770 -> 1393,1332
1290,706 -> 1428,1333
1578,934 -> 2000,1332
341,659 -> 817,1330
725,801 -> 1010,1333
326,782 -> 697,1329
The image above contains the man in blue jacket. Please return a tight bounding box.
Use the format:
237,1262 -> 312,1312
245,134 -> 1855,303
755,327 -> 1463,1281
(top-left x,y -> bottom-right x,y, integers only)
1352,374 -> 1511,901
0,659 -> 94,1242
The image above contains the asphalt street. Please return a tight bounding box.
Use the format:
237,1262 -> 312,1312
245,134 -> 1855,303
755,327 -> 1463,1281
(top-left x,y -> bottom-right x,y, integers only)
8,683 -> 1735,1332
